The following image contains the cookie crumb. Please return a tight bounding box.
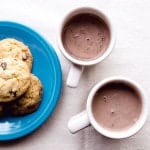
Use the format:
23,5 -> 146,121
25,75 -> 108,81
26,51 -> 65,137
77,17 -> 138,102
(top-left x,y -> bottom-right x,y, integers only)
103,96 -> 108,102
110,109 -> 115,114
101,36 -> 105,41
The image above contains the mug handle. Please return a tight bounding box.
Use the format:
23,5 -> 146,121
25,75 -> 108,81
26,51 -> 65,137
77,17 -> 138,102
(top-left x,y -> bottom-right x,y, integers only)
66,63 -> 84,88
68,110 -> 90,133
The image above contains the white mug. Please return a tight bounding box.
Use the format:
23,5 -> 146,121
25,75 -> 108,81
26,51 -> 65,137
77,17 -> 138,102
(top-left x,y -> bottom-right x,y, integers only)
68,76 -> 148,139
58,7 -> 116,87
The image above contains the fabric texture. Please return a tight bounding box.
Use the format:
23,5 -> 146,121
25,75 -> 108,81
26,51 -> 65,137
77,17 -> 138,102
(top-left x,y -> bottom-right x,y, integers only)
0,0 -> 149,149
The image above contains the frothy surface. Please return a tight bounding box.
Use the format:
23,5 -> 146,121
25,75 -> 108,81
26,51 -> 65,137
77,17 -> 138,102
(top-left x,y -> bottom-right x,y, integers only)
92,82 -> 142,131
62,13 -> 110,60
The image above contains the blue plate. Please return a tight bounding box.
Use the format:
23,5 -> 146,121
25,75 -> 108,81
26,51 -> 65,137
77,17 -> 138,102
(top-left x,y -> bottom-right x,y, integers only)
0,21 -> 62,141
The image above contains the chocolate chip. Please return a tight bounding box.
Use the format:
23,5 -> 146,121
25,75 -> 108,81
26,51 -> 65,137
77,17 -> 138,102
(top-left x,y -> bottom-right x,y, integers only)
22,53 -> 28,60
9,90 -> 17,97
1,62 -> 7,70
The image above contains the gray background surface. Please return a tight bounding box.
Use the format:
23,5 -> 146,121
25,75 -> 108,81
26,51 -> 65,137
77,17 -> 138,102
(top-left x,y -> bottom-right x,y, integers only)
0,0 -> 150,149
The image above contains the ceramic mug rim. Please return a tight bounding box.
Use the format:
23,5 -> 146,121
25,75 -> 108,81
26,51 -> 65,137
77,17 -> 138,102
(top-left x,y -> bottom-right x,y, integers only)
86,76 -> 148,139
58,6 -> 116,66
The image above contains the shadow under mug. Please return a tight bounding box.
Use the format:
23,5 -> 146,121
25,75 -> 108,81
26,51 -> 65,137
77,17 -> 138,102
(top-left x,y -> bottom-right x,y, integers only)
68,76 -> 148,139
58,7 -> 116,87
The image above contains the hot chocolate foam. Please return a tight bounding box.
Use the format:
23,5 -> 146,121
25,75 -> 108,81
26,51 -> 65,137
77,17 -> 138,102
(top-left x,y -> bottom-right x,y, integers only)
62,13 -> 110,60
92,82 -> 142,131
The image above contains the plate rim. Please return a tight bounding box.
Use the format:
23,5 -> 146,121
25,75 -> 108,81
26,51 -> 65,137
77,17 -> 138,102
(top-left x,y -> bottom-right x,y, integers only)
0,21 -> 62,141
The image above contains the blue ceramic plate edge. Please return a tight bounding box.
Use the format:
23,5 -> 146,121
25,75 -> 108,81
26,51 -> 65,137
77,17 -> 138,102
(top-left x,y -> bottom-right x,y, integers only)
0,21 -> 62,141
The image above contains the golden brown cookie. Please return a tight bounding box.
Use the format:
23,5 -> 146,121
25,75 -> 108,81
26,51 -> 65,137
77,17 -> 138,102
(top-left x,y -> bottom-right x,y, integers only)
10,74 -> 42,115
0,38 -> 33,70
0,58 -> 30,102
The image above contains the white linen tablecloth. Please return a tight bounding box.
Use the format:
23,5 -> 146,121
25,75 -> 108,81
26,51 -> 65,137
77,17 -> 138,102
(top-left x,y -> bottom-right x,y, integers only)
0,0 -> 150,149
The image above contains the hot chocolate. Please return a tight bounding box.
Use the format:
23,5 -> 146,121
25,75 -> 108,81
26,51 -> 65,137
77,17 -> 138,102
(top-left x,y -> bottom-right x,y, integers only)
92,82 -> 142,131
62,13 -> 110,60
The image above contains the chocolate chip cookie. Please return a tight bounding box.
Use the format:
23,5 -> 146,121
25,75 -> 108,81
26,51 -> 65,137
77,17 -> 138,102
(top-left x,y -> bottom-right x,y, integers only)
10,74 -> 42,115
0,58 -> 30,102
0,38 -> 33,70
